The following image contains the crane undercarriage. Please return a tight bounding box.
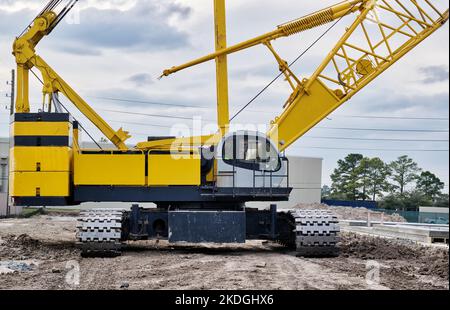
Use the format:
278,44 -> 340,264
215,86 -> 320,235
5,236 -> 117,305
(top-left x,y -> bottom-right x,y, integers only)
77,206 -> 340,258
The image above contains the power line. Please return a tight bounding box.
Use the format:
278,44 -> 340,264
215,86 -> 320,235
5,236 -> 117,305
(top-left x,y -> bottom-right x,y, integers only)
64,114 -> 450,137
315,127 -> 449,133
89,96 -> 208,109
92,95 -> 262,113
333,115 -> 449,121
89,109 -> 450,132
108,120 -> 174,129
2,106 -> 449,135
100,109 -> 214,121
2,103 -> 449,129
304,136 -> 449,142
86,102 -> 450,130
84,96 -> 450,122
231,108 -> 450,120
290,146 -> 449,152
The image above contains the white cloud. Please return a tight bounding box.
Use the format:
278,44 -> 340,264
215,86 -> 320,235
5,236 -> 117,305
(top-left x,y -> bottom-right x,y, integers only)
0,0 -> 137,12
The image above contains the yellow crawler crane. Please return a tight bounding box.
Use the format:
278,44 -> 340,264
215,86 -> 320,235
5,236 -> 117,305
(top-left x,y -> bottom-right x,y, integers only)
9,0 -> 448,257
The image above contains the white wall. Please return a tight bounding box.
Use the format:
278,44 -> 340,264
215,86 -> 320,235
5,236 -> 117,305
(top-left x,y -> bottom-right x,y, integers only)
0,138 -> 9,194
1,138 -> 17,216
419,207 -> 449,214
0,193 -> 8,217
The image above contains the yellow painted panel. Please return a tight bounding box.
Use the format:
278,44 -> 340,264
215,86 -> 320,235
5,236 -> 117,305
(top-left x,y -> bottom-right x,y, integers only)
268,79 -> 339,151
148,154 -> 201,186
9,172 -> 70,197
10,147 -> 71,172
12,122 -> 70,136
74,152 -> 145,186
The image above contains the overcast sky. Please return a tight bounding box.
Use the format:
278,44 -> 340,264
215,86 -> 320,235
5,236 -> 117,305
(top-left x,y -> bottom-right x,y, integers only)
0,0 -> 449,191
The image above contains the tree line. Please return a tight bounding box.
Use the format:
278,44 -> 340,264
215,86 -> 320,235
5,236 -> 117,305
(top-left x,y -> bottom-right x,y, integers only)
322,154 -> 448,211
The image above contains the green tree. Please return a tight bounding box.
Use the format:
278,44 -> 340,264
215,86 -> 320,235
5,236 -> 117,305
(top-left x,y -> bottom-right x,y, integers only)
321,185 -> 332,199
366,157 -> 391,201
416,171 -> 445,201
331,154 -> 364,200
356,158 -> 371,201
434,194 -> 449,208
380,191 -> 431,211
389,155 -> 421,196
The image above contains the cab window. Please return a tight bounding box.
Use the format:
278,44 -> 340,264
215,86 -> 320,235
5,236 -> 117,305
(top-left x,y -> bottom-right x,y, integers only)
222,133 -> 281,172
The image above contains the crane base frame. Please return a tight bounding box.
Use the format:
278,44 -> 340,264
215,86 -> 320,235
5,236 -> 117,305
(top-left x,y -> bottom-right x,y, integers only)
123,204 -> 280,244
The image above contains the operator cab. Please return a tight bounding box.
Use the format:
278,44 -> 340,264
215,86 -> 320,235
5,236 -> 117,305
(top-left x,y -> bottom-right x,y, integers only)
215,131 -> 288,188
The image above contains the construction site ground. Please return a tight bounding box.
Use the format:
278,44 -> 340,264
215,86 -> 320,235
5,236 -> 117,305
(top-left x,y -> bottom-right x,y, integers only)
0,209 -> 448,290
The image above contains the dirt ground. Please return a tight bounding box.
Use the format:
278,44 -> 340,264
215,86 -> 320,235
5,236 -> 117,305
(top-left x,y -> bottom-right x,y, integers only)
0,214 -> 448,290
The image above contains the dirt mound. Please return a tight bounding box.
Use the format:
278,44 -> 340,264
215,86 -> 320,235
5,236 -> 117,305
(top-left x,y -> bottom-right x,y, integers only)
341,233 -> 422,260
341,233 -> 449,281
293,203 -> 407,222
42,210 -> 80,217
10,234 -> 40,247
418,252 -> 449,280
0,234 -> 78,261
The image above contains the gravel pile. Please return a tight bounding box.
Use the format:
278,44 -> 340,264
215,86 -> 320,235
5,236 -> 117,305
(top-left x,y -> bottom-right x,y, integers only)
293,203 -> 407,222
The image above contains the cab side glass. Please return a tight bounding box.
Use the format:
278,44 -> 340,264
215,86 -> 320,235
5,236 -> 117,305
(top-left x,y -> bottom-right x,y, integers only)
222,133 -> 281,172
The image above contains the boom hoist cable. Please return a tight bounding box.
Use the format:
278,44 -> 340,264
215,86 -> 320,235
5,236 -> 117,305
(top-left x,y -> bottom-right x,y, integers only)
48,0 -> 79,34
18,0 -> 77,37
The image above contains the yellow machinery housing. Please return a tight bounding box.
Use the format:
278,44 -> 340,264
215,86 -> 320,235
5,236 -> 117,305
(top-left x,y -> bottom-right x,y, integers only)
73,151 -> 200,187
9,114 -> 72,200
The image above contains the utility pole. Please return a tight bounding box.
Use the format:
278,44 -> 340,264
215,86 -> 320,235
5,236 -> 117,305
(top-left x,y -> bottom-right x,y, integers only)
5,69 -> 15,217
10,70 -> 15,115
6,69 -> 15,115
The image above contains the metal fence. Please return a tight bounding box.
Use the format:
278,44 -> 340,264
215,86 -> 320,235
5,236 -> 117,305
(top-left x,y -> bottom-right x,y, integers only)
419,212 -> 449,224
322,200 -> 424,223
373,208 -> 419,223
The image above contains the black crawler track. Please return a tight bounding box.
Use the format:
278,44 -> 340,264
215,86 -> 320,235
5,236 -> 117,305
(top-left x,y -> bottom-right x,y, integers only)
77,209 -> 124,257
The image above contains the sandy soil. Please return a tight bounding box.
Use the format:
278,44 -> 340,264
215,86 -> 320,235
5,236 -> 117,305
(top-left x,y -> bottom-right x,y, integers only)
0,215 -> 447,290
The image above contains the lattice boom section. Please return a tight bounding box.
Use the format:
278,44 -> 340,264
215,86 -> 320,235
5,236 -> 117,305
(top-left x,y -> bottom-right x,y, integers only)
315,0 -> 448,96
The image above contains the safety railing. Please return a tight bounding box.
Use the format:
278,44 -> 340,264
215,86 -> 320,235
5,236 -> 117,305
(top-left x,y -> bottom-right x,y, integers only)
211,156 -> 291,199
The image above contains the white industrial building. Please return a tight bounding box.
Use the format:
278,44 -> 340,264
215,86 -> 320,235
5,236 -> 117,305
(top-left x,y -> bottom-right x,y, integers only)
0,137 -> 322,216
0,138 -> 11,216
